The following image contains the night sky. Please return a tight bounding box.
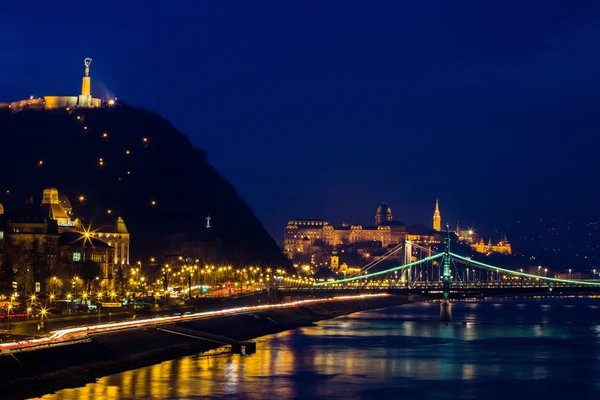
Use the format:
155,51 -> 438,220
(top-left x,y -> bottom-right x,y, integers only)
2,1 -> 600,240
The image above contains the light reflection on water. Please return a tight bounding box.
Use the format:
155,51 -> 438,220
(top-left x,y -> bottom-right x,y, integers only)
34,297 -> 600,400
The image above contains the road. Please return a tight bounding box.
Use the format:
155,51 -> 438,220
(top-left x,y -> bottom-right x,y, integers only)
0,294 -> 388,353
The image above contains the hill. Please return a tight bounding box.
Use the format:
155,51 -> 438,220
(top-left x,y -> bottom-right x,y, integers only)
0,104 -> 288,267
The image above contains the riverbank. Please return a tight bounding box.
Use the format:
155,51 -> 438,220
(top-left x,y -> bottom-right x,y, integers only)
2,294 -> 413,399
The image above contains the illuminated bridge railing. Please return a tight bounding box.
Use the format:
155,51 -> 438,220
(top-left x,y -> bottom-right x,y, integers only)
310,251 -> 600,289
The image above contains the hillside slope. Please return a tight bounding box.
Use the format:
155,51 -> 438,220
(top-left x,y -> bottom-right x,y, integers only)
0,105 -> 287,266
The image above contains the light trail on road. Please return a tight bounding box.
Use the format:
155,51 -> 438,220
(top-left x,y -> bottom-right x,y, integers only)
0,294 -> 389,353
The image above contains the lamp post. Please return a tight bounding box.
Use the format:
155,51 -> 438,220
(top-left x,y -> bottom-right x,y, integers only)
6,304 -> 12,331
97,292 -> 102,323
66,293 -> 72,313
39,308 -> 47,330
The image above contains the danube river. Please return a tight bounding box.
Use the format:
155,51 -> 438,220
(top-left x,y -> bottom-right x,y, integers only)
35,296 -> 600,399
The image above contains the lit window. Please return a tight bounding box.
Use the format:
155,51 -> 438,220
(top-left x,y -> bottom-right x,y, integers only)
0,231 -> 3,240
73,252 -> 81,262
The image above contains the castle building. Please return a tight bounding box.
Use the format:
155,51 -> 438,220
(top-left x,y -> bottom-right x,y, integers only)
0,58 -> 104,112
454,222 -> 512,256
433,199 -> 441,231
283,202 -> 442,261
375,202 -> 393,225
471,236 -> 512,255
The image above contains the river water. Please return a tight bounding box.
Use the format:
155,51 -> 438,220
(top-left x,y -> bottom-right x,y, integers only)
34,296 -> 600,399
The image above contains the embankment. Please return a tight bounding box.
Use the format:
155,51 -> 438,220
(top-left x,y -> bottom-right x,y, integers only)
2,295 -> 412,399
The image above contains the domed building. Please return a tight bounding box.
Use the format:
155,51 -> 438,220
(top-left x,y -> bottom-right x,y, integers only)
375,202 -> 393,226
283,201 -> 444,262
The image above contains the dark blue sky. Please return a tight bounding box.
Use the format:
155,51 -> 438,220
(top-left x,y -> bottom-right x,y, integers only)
2,1 -> 600,239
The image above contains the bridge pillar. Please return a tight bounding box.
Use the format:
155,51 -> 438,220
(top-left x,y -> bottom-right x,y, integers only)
440,224 -> 452,322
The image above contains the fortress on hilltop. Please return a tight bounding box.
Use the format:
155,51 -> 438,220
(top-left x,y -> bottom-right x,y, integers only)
0,58 -> 109,112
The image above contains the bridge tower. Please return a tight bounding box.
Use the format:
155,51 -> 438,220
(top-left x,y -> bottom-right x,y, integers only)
403,240 -> 412,284
440,223 -> 452,322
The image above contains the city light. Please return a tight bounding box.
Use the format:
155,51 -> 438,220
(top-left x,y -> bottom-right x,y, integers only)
0,294 -> 389,351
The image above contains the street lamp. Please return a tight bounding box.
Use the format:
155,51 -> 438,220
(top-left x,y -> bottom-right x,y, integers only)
6,304 -> 12,331
39,308 -> 47,330
67,293 -> 72,313
97,292 -> 103,322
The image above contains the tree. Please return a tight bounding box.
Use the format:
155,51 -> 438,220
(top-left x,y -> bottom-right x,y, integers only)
80,259 -> 100,293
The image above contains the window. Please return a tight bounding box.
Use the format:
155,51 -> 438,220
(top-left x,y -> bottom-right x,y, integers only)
0,231 -> 3,239
73,252 -> 81,262
91,254 -> 104,263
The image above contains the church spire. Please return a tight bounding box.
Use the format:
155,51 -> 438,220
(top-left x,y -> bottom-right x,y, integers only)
433,199 -> 441,231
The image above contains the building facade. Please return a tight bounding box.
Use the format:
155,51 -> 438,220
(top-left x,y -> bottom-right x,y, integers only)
0,188 -> 132,295
284,202 -> 442,261
471,237 -> 512,255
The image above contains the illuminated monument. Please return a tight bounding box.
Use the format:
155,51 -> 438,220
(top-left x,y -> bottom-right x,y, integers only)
0,58 -> 104,111
433,199 -> 441,231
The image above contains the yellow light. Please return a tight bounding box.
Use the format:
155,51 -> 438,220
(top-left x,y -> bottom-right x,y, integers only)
150,200 -> 157,206
102,132 -> 109,138
78,194 -> 86,203
108,99 -> 115,105
107,209 -> 113,215
125,149 -> 131,155
142,137 -> 149,143
38,160 -> 44,166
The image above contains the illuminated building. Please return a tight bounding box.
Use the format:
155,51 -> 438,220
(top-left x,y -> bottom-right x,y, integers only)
375,202 -> 393,225
471,236 -> 512,255
40,188 -> 82,231
2,197 -> 60,294
0,58 -> 103,112
90,217 -> 131,266
59,231 -> 113,289
38,187 -> 131,266
455,222 -> 512,255
283,202 -> 441,262
433,199 -> 441,231
0,188 -> 132,293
